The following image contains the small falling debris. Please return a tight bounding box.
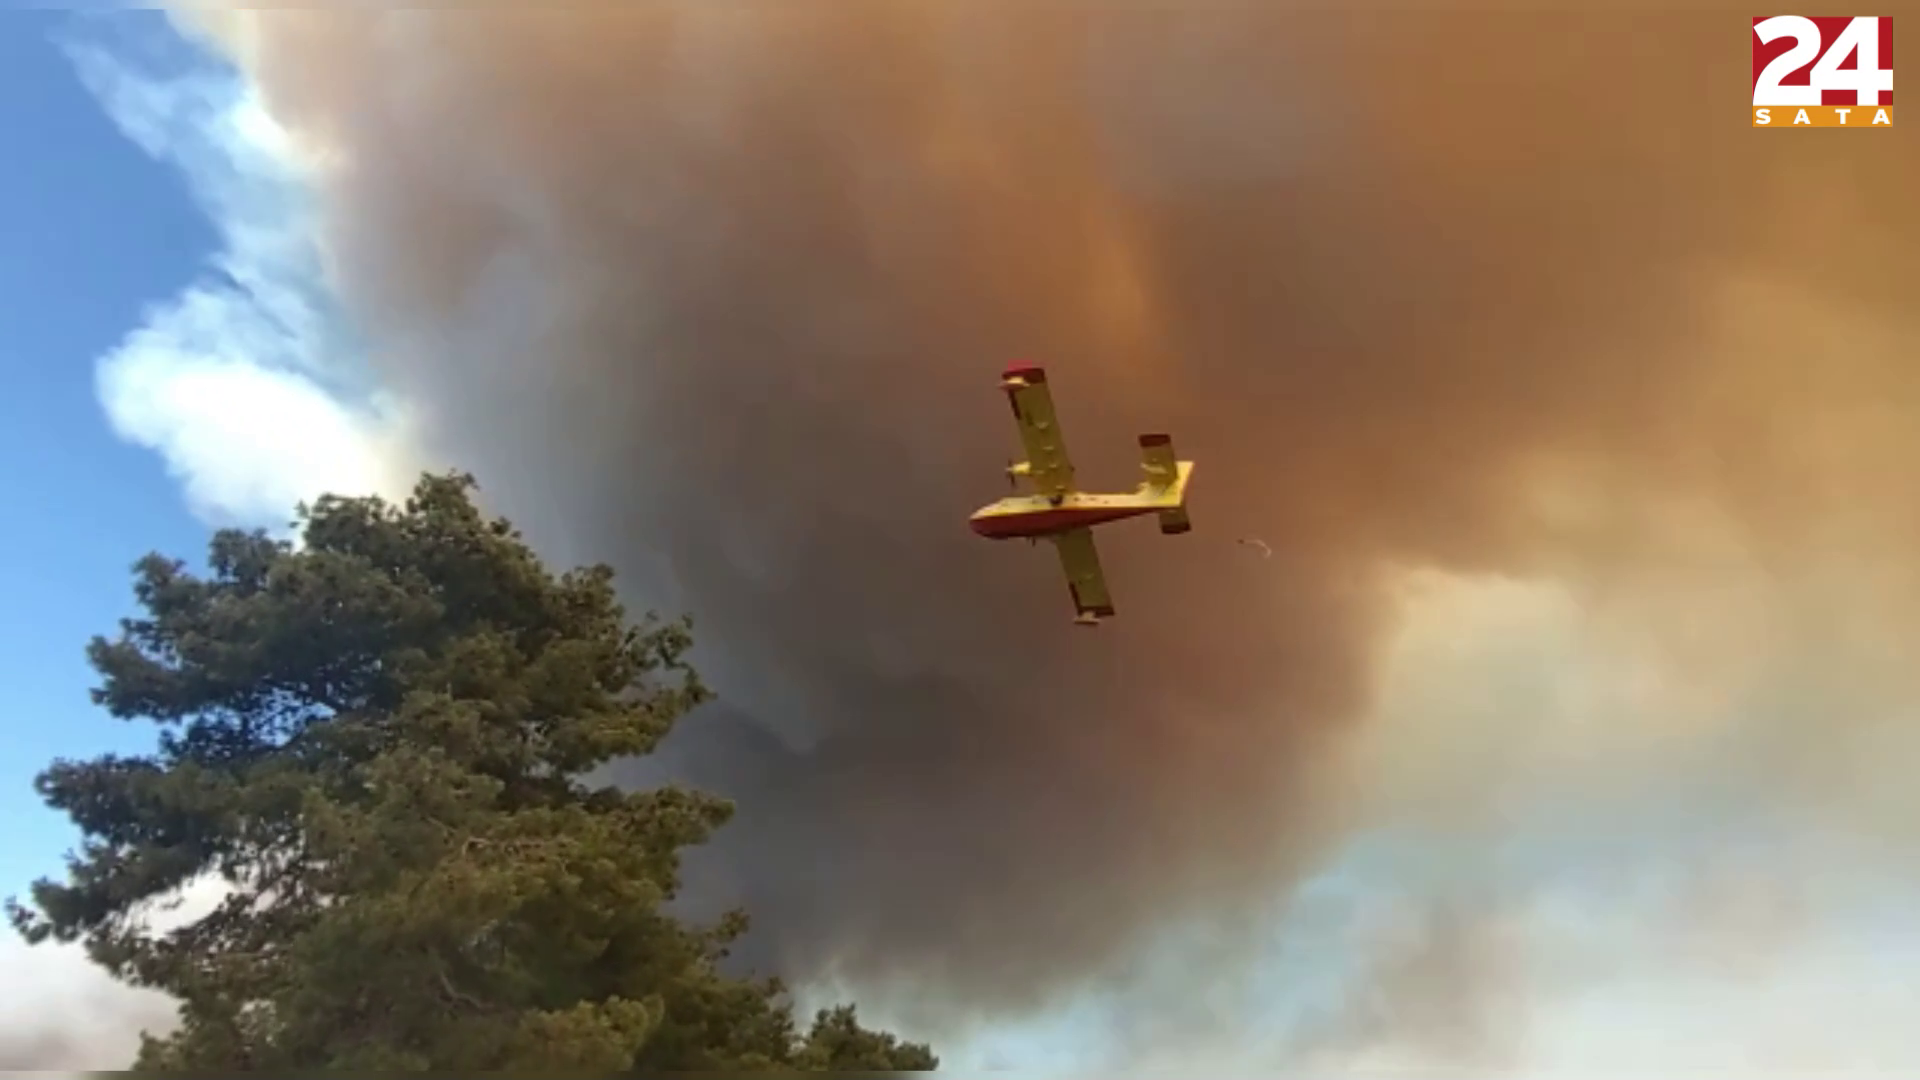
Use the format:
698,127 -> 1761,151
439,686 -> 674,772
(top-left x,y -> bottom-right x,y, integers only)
1237,538 -> 1273,558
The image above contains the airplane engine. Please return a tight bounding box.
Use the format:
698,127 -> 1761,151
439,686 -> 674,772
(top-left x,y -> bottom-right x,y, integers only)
1158,505 -> 1192,535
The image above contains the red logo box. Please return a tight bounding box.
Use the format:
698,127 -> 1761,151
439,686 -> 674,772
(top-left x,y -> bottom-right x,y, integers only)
1752,15 -> 1893,125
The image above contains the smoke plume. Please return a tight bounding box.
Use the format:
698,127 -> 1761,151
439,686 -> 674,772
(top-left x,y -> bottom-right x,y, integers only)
176,0 -> 1920,1057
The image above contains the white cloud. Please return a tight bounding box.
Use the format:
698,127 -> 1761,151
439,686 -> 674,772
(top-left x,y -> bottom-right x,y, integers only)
0,935 -> 171,1070
0,877 -> 227,1070
95,325 -> 408,529
65,30 -> 414,529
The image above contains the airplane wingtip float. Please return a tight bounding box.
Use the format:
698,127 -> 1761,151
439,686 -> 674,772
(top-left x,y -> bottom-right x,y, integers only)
969,362 -> 1195,626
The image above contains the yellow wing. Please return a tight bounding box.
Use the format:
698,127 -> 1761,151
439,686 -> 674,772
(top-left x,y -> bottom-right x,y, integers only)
1052,527 -> 1114,623
1001,364 -> 1076,499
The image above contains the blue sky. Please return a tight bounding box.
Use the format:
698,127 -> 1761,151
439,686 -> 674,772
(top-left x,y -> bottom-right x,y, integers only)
0,9 -> 215,894
0,4 -> 406,901
0,12 -> 417,1060
3,1 -> 419,912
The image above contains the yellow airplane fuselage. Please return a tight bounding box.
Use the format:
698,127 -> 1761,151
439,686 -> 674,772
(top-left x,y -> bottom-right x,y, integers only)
968,461 -> 1194,540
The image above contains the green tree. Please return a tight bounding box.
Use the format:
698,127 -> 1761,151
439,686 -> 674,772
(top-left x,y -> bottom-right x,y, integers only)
8,473 -> 935,1072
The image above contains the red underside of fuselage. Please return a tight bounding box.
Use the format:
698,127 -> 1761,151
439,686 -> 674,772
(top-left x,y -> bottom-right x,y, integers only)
970,504 -> 1156,539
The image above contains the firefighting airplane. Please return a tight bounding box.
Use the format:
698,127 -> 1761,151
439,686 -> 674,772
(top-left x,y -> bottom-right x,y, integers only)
969,363 -> 1195,625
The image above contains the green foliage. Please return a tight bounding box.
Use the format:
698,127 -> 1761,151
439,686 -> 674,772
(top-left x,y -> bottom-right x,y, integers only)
8,473 -> 935,1072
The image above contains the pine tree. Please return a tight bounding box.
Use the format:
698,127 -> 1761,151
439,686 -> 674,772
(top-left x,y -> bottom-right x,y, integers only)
8,473 -> 935,1072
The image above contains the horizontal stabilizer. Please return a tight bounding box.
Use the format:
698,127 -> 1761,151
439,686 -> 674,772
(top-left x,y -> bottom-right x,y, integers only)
1139,433 -> 1179,490
1139,433 -> 1193,533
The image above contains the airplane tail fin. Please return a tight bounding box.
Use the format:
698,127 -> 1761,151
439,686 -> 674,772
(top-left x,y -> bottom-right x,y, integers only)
1138,433 -> 1194,535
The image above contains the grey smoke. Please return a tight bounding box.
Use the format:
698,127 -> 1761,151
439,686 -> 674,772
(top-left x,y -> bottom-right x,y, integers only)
146,0 -> 1920,1054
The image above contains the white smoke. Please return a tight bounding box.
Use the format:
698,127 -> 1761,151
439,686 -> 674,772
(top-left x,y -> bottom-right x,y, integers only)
67,23 -> 416,530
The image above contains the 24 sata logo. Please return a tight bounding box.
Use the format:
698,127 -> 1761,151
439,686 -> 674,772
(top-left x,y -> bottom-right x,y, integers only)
1753,16 -> 1893,126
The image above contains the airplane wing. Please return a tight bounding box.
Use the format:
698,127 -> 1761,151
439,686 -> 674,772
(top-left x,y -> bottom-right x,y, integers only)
1052,527 -> 1115,622
1001,364 -> 1076,499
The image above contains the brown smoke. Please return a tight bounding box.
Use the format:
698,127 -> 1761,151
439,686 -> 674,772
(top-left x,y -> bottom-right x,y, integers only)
185,0 -> 1920,1040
